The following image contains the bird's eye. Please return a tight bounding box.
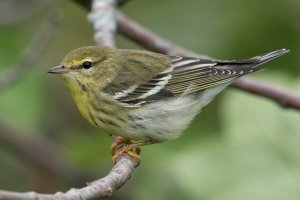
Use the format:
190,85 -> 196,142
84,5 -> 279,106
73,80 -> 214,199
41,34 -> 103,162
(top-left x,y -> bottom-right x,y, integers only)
82,61 -> 92,69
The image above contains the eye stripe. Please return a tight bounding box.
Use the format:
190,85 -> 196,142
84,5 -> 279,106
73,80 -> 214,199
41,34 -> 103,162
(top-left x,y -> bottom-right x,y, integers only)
70,56 -> 107,70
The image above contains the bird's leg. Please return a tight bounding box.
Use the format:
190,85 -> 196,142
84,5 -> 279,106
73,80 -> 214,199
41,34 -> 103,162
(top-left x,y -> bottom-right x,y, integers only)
111,136 -> 141,167
111,137 -> 158,167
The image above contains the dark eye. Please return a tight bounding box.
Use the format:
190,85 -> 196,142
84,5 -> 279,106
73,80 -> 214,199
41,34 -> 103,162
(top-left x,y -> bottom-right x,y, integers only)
82,61 -> 92,69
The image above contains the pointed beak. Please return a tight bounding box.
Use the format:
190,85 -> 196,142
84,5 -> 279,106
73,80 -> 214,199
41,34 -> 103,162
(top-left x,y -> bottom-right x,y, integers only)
47,65 -> 68,74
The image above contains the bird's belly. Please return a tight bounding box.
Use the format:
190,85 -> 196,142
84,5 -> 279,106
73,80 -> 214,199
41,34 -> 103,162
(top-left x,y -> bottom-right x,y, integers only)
125,83 -> 232,142
126,95 -> 203,142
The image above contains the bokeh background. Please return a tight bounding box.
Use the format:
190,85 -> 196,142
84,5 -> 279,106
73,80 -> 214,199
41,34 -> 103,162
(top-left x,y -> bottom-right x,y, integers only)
0,0 -> 300,199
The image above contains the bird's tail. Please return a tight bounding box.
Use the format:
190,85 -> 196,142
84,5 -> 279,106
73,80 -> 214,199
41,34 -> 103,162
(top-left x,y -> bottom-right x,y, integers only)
248,48 -> 290,66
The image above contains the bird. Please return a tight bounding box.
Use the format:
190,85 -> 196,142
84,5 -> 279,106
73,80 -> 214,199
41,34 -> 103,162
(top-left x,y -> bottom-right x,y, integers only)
48,46 -> 289,165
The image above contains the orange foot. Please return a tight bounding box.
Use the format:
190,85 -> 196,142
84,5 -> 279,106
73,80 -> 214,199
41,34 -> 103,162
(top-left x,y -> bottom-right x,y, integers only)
111,137 -> 141,167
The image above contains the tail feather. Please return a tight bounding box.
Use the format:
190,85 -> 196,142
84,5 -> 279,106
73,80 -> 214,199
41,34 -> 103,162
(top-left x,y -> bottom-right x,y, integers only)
217,48 -> 289,67
248,48 -> 290,66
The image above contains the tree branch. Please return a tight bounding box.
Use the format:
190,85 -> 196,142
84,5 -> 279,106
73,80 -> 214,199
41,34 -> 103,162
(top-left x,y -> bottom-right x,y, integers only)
117,12 -> 203,57
233,78 -> 300,109
88,0 -> 117,46
0,155 -> 134,200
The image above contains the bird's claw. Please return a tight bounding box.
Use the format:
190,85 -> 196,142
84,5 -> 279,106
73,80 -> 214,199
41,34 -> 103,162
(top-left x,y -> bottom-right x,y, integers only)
111,137 -> 141,167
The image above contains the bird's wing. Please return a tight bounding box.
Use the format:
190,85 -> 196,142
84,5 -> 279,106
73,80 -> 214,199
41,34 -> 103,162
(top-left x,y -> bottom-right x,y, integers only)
112,49 -> 288,107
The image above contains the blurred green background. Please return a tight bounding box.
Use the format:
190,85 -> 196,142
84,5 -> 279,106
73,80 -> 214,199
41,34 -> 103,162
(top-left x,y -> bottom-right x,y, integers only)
0,0 -> 300,199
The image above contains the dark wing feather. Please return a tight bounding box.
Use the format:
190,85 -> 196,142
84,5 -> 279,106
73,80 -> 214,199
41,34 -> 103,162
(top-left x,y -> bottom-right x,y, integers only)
113,67 -> 174,107
166,56 -> 260,95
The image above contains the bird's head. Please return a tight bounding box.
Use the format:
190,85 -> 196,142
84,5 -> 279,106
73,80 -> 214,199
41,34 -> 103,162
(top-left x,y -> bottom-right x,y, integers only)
48,46 -> 118,91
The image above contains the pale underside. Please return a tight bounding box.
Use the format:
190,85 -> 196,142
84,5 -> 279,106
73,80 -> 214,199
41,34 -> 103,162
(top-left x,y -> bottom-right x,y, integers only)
122,83 -> 231,142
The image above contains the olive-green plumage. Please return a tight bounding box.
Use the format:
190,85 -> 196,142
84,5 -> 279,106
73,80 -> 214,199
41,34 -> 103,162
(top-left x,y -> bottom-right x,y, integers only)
62,46 -> 170,94
48,46 -> 288,142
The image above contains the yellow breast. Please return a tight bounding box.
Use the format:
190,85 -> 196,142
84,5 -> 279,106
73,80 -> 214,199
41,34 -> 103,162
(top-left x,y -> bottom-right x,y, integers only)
62,76 -> 127,137
63,77 -> 94,125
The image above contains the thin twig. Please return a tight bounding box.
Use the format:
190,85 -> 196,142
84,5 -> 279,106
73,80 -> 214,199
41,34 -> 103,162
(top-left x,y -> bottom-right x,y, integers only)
233,78 -> 300,109
0,155 -> 134,200
117,12 -> 204,57
116,12 -> 300,110
0,6 -> 61,92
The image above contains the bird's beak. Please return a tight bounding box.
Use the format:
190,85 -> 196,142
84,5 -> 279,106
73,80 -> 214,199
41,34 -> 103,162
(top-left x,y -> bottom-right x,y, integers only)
47,65 -> 68,74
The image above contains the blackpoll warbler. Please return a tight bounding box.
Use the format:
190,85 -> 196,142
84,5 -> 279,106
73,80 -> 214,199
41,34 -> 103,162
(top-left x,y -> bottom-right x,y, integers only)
48,46 -> 289,164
